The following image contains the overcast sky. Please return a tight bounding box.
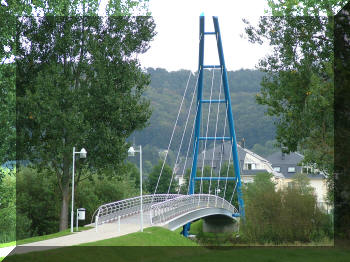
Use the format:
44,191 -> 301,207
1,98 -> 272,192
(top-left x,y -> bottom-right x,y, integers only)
98,0 -> 272,72
136,0 -> 271,72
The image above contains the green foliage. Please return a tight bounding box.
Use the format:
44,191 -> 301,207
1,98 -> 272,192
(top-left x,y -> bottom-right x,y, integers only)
0,163 -> 141,243
133,68 -> 275,153
0,1 -> 151,164
15,14 -> 155,230
265,0 -> 347,16
0,167 -> 33,242
146,160 -> 177,194
75,170 -> 139,224
290,172 -> 314,195
0,64 -> 15,163
0,168 -> 16,243
16,167 -> 61,238
244,2 -> 345,199
251,140 -> 279,158
241,172 -> 332,244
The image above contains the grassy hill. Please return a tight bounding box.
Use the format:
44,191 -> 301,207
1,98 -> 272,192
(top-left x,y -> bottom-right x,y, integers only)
4,227 -> 350,262
130,68 -> 278,172
81,227 -> 198,246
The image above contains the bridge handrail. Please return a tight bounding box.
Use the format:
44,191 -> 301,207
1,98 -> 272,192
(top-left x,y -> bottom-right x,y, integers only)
92,194 -> 181,225
150,194 -> 239,225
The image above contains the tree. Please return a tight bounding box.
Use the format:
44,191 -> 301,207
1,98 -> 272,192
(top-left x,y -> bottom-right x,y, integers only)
0,167 -> 16,242
290,172 -> 314,195
16,12 -> 155,230
146,160 -> 177,194
16,167 -> 61,237
244,0 -> 348,199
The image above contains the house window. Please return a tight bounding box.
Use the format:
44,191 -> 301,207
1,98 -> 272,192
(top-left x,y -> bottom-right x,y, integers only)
246,163 -> 252,170
288,167 -> 296,173
302,167 -> 313,174
273,166 -> 281,172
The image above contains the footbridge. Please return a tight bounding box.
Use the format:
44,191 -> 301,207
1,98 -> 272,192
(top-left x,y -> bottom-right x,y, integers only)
92,194 -> 240,232
93,15 -> 245,236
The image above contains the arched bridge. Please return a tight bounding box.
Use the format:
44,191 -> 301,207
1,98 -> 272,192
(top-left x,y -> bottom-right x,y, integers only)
90,16 -> 244,237
92,194 -> 240,232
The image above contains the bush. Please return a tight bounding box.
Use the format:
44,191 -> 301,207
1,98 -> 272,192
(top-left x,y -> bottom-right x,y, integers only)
13,164 -> 141,239
240,172 -> 332,244
0,168 -> 16,243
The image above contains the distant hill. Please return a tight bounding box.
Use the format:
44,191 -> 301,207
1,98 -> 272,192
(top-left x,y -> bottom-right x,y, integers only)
130,68 -> 277,170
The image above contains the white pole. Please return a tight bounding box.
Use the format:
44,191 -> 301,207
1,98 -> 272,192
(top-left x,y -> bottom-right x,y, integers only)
76,208 -> 79,232
95,216 -> 98,232
118,215 -> 121,232
71,147 -> 75,233
140,145 -> 143,232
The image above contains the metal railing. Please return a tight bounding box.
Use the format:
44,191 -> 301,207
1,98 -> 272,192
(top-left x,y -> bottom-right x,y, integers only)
150,194 -> 239,225
92,194 -> 180,225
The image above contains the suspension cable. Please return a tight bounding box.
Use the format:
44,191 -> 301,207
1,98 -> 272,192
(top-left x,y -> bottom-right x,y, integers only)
167,72 -> 199,196
176,99 -> 199,195
229,151 -> 243,204
222,142 -> 233,202
152,71 -> 193,198
199,69 -> 215,198
208,67 -> 224,197
216,97 -> 229,194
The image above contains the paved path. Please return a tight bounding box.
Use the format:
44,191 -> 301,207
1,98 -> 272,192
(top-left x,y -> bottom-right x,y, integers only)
3,211 -> 152,256
0,246 -> 16,258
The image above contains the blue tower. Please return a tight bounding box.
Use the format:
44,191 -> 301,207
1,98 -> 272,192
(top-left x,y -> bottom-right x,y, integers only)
183,16 -> 245,237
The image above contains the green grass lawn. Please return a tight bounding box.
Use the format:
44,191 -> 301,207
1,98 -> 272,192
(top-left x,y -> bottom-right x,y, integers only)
81,227 -> 198,246
174,219 -> 202,235
3,227 -> 350,262
0,242 -> 16,248
0,227 -> 93,248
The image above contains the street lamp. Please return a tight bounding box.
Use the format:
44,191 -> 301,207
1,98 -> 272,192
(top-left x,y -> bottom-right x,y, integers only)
71,147 -> 87,233
128,145 -> 143,232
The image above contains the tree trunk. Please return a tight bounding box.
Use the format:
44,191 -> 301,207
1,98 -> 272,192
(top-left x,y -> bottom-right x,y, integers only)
59,184 -> 70,231
59,153 -> 71,231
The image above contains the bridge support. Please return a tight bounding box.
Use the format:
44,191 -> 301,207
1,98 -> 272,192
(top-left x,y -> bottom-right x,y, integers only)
202,215 -> 239,234
184,14 -> 245,237
182,223 -> 191,237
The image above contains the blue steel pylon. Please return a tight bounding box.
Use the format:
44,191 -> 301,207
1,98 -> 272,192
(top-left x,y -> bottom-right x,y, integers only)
182,15 -> 245,237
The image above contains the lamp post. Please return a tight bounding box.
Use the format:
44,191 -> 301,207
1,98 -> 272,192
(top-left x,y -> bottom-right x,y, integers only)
128,145 -> 143,232
71,147 -> 87,233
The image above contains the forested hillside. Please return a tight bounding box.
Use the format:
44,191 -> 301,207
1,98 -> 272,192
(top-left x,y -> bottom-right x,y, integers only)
131,68 -> 278,171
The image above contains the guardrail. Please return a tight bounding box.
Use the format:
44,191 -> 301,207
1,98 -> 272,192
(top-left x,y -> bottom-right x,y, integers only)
150,194 -> 239,225
92,194 -> 180,226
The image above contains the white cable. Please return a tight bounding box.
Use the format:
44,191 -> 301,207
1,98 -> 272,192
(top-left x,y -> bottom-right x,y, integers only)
208,67 -> 223,197
153,33 -> 203,200
152,71 -> 192,199
176,75 -> 200,195
230,176 -> 238,204
167,72 -> 199,196
229,152 -> 243,204
222,143 -> 233,202
216,98 -> 229,194
199,69 -> 215,200
177,100 -> 199,195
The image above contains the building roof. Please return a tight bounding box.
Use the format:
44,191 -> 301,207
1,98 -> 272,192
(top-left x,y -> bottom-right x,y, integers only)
266,151 -> 325,179
175,142 -> 284,179
266,151 -> 303,165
